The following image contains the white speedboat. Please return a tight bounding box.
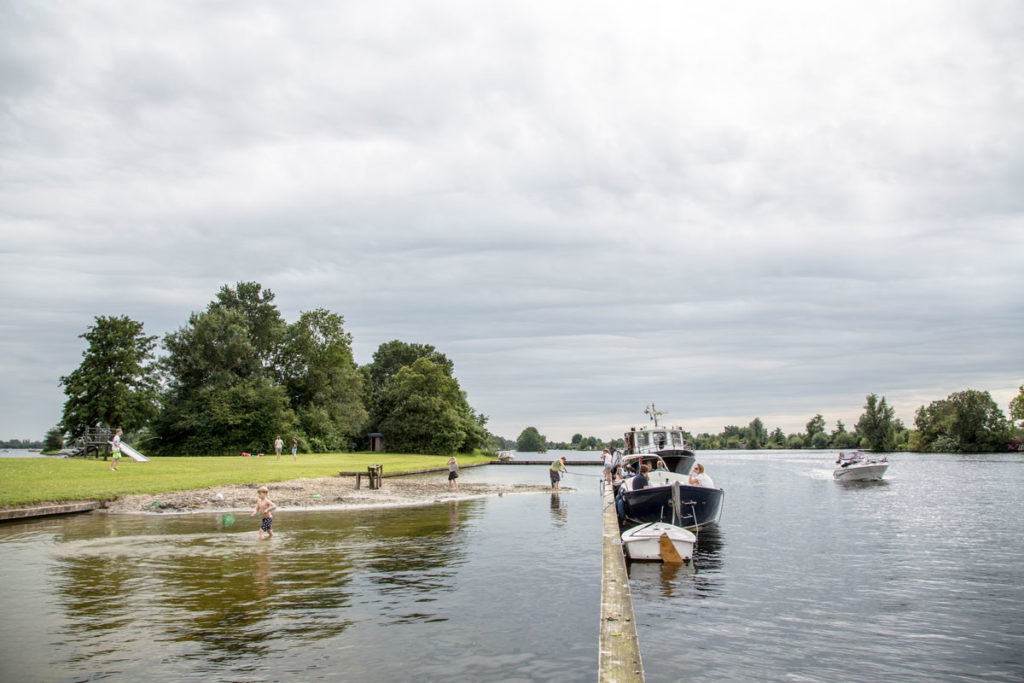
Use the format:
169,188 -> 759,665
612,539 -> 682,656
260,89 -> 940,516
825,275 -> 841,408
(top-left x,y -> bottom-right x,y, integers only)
621,522 -> 695,563
833,451 -> 888,481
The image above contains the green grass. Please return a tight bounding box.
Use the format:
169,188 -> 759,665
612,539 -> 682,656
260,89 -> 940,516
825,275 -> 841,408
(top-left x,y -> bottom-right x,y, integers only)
0,453 -> 493,507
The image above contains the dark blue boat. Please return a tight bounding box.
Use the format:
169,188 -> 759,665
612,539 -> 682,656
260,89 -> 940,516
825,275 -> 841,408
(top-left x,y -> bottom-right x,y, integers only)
614,409 -> 724,529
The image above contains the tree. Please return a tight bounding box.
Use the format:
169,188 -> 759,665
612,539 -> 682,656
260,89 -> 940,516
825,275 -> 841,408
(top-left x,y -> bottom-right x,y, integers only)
279,309 -> 367,452
913,389 -> 1008,453
746,418 -> 766,449
155,284 -> 297,456
806,414 -> 826,440
856,394 -> 897,452
516,426 -> 547,452
362,340 -> 453,395
59,315 -> 159,440
43,427 -> 64,452
1010,385 -> 1024,429
376,358 -> 484,454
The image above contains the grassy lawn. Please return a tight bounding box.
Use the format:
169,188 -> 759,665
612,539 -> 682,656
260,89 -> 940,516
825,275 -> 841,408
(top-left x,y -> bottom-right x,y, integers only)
0,453 -> 494,507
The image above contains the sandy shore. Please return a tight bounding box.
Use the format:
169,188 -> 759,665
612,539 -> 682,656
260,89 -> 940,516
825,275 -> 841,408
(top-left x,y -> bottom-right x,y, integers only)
101,475 -> 564,514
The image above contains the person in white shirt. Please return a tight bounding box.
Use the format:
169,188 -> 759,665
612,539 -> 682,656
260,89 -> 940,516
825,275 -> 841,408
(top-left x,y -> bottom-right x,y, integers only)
602,449 -> 613,483
689,463 -> 715,488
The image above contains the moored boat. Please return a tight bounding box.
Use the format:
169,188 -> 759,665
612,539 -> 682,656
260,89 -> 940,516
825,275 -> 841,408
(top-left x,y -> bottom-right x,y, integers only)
621,522 -> 695,563
833,450 -> 888,481
614,405 -> 724,529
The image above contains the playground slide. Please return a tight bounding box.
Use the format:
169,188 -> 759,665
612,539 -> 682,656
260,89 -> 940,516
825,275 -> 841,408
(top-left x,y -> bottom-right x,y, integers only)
119,443 -> 150,463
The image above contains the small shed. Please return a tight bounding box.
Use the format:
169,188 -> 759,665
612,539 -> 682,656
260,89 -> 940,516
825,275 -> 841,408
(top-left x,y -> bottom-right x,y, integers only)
367,433 -> 384,452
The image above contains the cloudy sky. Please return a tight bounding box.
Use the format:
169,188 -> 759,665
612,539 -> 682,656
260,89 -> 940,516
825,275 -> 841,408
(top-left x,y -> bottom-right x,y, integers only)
1,0 -> 1021,444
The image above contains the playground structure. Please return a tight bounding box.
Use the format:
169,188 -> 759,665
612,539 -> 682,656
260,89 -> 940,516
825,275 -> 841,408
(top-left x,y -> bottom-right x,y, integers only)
67,427 -> 149,462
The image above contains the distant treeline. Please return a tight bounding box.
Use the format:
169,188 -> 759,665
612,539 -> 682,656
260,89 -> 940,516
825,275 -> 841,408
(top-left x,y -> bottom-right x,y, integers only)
0,439 -> 44,449
503,387 -> 1024,454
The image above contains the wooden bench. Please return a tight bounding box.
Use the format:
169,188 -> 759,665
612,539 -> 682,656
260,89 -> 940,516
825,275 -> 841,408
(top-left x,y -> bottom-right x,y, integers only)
339,465 -> 384,489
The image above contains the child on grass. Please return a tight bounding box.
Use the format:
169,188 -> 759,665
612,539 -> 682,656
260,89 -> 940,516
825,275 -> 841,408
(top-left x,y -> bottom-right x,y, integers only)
250,486 -> 277,539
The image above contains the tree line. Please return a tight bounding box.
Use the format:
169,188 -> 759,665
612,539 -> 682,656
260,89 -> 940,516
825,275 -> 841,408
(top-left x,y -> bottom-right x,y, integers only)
55,282 -> 489,456
507,388 -> 1024,454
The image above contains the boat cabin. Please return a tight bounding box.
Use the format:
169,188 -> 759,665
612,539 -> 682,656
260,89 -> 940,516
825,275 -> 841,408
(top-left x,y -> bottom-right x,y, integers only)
625,427 -> 690,455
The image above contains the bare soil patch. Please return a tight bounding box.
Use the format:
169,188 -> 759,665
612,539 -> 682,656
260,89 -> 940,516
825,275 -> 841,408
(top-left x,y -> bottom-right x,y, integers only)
102,476 -> 561,514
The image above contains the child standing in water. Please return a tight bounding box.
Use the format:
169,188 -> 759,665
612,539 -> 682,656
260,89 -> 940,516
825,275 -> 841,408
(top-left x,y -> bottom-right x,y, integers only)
447,456 -> 459,491
250,486 -> 277,539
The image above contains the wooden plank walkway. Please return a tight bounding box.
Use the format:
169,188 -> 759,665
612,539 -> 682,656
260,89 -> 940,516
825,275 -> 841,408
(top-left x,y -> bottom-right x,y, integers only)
599,485 -> 645,682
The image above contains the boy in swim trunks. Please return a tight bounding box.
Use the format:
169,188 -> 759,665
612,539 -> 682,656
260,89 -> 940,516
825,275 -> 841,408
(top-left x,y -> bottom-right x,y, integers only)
250,486 -> 277,539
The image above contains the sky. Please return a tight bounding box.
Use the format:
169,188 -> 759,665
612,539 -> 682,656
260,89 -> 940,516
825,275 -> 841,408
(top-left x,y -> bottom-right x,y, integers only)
1,0 -> 1022,444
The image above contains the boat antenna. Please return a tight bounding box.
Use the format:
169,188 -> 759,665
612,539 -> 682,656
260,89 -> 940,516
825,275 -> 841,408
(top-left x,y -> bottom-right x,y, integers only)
644,403 -> 667,427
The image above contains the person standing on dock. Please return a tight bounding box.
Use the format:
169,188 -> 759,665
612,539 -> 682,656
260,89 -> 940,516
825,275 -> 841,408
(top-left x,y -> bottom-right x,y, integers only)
274,435 -> 284,460
602,448 -> 613,484
447,455 -> 459,491
550,455 -> 568,489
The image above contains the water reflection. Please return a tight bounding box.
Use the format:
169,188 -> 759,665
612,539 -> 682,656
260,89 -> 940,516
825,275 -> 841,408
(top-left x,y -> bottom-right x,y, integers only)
550,492 -> 568,526
39,501 -> 486,673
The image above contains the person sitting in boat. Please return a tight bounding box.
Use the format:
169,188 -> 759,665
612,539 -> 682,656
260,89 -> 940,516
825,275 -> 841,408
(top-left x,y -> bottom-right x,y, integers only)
688,463 -> 715,488
632,464 -> 651,490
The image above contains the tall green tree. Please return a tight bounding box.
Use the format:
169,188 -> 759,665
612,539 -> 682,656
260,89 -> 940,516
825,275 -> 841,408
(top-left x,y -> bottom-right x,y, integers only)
362,340 -> 453,395
59,315 -> 159,439
913,389 -> 1008,453
746,418 -> 766,449
1009,385 -> 1024,430
278,309 -> 367,451
154,284 -> 297,456
806,414 -> 826,441
43,427 -> 65,452
516,426 -> 547,452
376,357 -> 484,454
856,394 -> 896,452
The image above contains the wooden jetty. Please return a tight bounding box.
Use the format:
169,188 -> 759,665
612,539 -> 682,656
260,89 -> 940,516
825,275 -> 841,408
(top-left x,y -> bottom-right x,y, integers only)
599,484 -> 645,681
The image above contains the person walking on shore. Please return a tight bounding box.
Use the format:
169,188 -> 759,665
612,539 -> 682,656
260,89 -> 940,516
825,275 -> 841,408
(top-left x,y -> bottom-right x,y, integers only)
109,427 -> 123,471
274,435 -> 284,461
550,455 -> 568,490
447,456 -> 459,491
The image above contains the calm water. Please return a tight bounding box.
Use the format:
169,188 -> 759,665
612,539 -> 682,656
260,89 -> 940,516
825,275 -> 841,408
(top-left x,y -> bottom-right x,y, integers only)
632,450 -> 1024,682
1,451 -> 1022,682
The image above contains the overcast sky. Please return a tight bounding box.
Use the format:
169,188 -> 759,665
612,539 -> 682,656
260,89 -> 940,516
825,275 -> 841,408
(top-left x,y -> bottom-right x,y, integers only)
1,0 -> 1021,444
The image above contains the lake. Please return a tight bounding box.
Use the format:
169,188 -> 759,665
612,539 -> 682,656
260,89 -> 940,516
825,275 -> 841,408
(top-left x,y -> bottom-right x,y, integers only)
1,450 -> 1022,681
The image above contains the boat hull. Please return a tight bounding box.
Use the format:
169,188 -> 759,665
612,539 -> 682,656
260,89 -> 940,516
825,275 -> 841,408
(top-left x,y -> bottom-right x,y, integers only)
618,483 -> 724,529
833,462 -> 888,481
621,522 -> 695,562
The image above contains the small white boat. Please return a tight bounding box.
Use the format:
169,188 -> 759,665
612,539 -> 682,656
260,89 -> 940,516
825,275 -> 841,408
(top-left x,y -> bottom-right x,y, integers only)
833,451 -> 888,481
496,450 -> 516,462
621,522 -> 696,563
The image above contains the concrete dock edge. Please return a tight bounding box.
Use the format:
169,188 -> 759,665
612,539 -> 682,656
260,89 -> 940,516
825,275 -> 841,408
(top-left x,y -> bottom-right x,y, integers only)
0,501 -> 101,522
599,485 -> 645,682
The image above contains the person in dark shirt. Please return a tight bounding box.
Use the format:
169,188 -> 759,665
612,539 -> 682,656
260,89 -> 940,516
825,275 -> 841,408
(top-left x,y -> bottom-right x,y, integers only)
632,464 -> 651,490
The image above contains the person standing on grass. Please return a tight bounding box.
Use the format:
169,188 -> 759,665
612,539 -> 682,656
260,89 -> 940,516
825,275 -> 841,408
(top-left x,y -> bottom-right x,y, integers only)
109,427 -> 123,471
291,436 -> 298,462
447,456 -> 459,491
274,435 -> 284,460
550,455 -> 568,489
250,486 -> 277,540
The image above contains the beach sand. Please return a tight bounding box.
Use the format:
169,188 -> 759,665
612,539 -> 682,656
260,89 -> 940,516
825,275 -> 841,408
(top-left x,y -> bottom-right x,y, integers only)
101,475 -> 563,514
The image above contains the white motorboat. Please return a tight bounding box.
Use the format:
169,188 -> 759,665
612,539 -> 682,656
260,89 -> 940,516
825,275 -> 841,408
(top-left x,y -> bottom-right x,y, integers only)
621,522 -> 696,563
833,451 -> 888,481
